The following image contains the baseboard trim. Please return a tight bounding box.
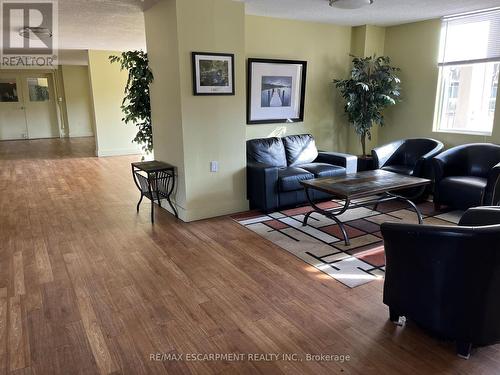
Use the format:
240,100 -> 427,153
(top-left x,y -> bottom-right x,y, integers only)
159,198 -> 249,222
97,148 -> 141,157
69,132 -> 94,138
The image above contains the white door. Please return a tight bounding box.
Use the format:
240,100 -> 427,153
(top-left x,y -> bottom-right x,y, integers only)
22,73 -> 59,139
0,74 -> 28,140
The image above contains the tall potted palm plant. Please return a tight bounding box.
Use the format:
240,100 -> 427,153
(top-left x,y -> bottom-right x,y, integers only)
110,50 -> 154,154
335,55 -> 401,157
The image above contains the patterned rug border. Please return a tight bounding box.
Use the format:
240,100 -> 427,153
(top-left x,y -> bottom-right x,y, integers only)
232,198 -> 462,288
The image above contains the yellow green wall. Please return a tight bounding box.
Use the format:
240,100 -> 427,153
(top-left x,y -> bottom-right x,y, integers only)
87,50 -> 141,157
346,25 -> 386,155
145,0 -> 248,221
245,16 -> 352,152
381,19 -> 500,146
144,6 -> 500,222
61,65 -> 94,137
144,0 -> 187,210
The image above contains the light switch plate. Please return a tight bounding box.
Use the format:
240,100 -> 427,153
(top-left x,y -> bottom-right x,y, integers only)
210,161 -> 218,172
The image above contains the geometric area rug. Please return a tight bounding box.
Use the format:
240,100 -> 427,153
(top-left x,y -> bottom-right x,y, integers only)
232,197 -> 462,288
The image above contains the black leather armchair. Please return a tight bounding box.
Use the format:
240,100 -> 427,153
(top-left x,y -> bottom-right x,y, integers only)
433,143 -> 500,210
381,206 -> 500,359
247,134 -> 357,212
372,138 -> 444,177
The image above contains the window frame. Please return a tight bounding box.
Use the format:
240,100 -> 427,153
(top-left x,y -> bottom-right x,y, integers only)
433,9 -> 500,136
433,62 -> 499,138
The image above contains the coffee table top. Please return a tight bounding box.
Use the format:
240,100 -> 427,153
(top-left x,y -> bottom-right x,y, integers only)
300,170 -> 431,199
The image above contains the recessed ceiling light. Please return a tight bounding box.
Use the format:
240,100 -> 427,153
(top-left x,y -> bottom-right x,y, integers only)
329,0 -> 374,9
19,27 -> 52,40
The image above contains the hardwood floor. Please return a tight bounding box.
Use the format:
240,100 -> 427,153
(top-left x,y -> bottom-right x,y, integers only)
0,137 -> 499,374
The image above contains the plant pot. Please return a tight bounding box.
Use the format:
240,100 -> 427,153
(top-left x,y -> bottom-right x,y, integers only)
357,155 -> 374,172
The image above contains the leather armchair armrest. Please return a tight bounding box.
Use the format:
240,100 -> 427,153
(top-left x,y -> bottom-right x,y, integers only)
459,206 -> 500,226
484,163 -> 500,206
372,140 -> 403,169
413,142 -> 445,178
432,147 -> 466,183
316,152 -> 358,174
247,162 -> 279,212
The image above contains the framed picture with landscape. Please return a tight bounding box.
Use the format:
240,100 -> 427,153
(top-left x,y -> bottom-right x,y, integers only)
192,52 -> 235,95
247,58 -> 307,124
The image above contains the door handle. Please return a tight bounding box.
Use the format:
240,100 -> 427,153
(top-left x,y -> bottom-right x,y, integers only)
20,106 -> 25,110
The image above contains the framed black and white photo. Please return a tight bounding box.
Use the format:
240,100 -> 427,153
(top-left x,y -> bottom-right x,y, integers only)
192,52 -> 235,95
247,58 -> 307,124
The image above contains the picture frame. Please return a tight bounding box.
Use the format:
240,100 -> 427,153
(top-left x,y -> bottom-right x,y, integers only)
191,52 -> 235,96
247,58 -> 307,125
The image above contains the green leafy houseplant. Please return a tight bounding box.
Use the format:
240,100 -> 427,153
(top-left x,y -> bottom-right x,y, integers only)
334,55 -> 401,157
109,50 -> 154,154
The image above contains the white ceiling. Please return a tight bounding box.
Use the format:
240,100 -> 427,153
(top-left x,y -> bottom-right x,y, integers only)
244,0 -> 500,26
33,0 -> 500,53
58,0 -> 146,51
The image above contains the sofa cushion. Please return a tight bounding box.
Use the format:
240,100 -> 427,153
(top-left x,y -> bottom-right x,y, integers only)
247,137 -> 287,167
382,165 -> 414,176
438,176 -> 488,209
282,134 -> 319,166
278,167 -> 314,192
299,163 -> 346,178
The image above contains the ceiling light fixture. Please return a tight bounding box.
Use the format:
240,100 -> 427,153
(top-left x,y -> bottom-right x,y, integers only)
19,27 -> 52,40
329,0 -> 374,9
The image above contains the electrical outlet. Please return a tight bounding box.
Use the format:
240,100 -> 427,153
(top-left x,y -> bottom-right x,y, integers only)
210,161 -> 218,172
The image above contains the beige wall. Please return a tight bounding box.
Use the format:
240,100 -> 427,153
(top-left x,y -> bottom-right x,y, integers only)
87,50 -> 141,157
381,19 -> 500,147
145,0 -> 248,221
245,16 -> 352,152
61,65 -> 94,137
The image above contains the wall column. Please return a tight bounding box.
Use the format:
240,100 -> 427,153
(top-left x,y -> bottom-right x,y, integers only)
144,0 -> 248,222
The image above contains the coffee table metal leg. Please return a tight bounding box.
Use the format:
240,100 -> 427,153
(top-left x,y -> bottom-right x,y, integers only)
302,188 -> 351,246
385,193 -> 424,224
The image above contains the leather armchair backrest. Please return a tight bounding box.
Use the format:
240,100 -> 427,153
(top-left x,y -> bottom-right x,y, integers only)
387,138 -> 441,167
282,134 -> 319,166
462,144 -> 500,177
247,137 -> 287,167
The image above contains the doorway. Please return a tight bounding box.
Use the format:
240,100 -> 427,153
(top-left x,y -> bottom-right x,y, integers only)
0,72 -> 59,140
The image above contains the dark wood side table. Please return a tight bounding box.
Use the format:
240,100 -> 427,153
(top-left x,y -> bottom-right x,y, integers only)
131,161 -> 179,222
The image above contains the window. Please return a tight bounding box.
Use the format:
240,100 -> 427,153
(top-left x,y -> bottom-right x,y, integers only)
0,79 -> 19,102
27,77 -> 50,102
491,64 -> 499,112
434,9 -> 500,135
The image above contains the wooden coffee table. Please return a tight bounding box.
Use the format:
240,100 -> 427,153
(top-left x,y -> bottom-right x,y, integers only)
300,170 -> 431,246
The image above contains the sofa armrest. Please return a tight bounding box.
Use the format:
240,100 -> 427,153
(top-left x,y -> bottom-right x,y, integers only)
484,163 -> 500,206
459,206 -> 500,226
372,140 -> 403,169
316,152 -> 358,174
247,162 -> 279,212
